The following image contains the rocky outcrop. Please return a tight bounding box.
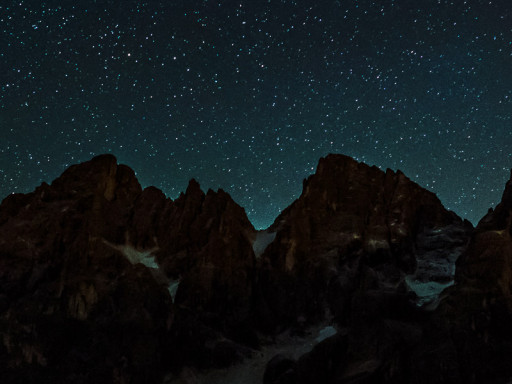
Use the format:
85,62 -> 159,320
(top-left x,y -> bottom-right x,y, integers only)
276,165 -> 512,384
0,155 -> 257,382
257,154 -> 473,384
3,153 -> 494,384
0,155 -> 171,383
125,177 -> 257,329
255,154 -> 471,330
424,170 -> 512,383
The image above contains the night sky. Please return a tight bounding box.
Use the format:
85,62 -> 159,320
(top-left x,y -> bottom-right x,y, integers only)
1,0 -> 511,229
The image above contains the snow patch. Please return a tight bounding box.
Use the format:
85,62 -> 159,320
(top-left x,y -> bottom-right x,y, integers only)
168,279 -> 180,303
120,245 -> 159,269
252,231 -> 276,258
168,323 -> 339,384
105,239 -> 182,302
405,277 -> 454,307
104,240 -> 159,269
407,225 -> 468,307
315,326 -> 337,343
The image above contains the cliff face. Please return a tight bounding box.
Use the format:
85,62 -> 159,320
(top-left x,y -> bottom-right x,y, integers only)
277,165 -> 512,384
427,171 -> 512,383
0,155 -> 170,383
0,155 -> 257,382
255,154 -> 471,329
3,153 -> 499,384
455,170 -> 512,291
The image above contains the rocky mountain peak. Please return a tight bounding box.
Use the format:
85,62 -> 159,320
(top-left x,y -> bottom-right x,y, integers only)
271,154 -> 464,256
474,168 -> 512,232
184,177 -> 204,197
424,173 -> 512,383
0,155 -> 259,382
498,170 -> 512,222
3,153 -> 500,384
255,154 -> 471,332
49,154 -> 142,202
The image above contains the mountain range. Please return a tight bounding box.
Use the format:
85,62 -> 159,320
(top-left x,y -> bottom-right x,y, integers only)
1,153 -> 512,383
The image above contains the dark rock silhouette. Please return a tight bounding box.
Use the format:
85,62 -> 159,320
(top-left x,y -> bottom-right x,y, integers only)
421,169 -> 512,383
0,155 -> 171,383
256,154 -> 472,384
6,153 -> 512,383
255,154 -> 471,330
0,154 -> 257,382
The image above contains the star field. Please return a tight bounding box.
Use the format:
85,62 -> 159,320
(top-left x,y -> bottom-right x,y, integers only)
1,0 -> 511,229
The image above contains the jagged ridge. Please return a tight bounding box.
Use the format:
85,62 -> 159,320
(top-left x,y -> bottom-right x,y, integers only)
2,153 -> 511,384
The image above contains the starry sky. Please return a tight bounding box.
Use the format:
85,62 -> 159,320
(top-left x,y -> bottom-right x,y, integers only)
1,0 -> 511,229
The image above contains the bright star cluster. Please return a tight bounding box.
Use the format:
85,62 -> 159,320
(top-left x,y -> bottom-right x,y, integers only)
1,1 -> 511,229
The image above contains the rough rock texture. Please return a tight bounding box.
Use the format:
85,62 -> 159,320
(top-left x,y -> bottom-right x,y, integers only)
424,170 -> 512,383
257,154 -> 472,384
0,154 -> 257,383
129,180 -> 258,369
273,165 -> 512,384
255,154 -> 471,330
0,155 -> 171,383
3,153 -> 496,384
